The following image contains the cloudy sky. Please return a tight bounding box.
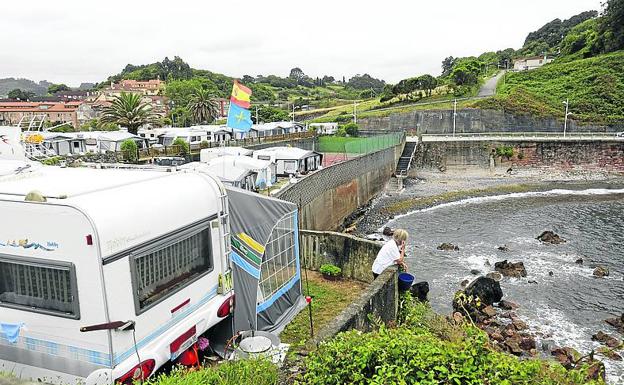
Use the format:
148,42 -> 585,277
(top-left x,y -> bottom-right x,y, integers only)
1,0 -> 602,86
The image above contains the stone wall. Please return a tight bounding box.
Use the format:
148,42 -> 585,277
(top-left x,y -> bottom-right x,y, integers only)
277,142 -> 404,230
298,230 -> 398,347
308,267 -> 398,347
412,140 -> 624,173
359,108 -> 622,134
300,229 -> 382,282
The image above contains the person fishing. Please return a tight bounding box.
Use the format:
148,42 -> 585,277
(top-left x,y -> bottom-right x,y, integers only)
372,229 -> 408,279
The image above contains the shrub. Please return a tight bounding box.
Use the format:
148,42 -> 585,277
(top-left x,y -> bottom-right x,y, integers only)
341,122 -> 359,137
120,139 -> 138,162
319,264 -> 342,277
302,299 -> 602,385
173,137 -> 190,155
41,156 -> 63,166
200,140 -> 210,149
496,145 -> 514,159
147,359 -> 278,385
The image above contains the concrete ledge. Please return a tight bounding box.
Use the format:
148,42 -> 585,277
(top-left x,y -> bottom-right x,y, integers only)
308,266 -> 398,348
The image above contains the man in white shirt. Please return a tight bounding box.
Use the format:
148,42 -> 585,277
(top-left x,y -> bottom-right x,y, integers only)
371,229 -> 408,279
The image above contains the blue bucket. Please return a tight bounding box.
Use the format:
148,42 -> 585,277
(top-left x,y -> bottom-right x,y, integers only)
398,272 -> 415,291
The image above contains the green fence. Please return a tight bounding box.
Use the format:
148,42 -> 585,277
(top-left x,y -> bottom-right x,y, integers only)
318,133 -> 403,155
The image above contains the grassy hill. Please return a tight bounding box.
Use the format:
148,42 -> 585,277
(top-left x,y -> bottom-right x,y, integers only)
471,51 -> 624,124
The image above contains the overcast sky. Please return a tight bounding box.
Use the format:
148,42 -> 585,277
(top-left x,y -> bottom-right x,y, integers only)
0,0 -> 602,86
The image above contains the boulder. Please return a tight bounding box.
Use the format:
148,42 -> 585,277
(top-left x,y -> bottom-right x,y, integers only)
437,242 -> 459,251
513,319 -> 528,331
486,272 -> 502,281
597,346 -> 622,361
605,313 -> 624,334
498,300 -> 519,310
537,231 -> 566,244
470,269 -> 482,275
464,277 -> 503,306
593,266 -> 610,278
520,336 -> 536,351
497,245 -> 510,252
585,361 -> 606,382
410,281 -> 429,302
592,331 -> 621,348
494,260 -> 527,278
490,331 -> 504,342
575,258 -> 584,265
482,305 -> 497,318
460,279 -> 470,288
382,227 -> 394,236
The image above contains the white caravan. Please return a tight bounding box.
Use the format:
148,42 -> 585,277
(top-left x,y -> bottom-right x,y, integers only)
0,166 -> 234,385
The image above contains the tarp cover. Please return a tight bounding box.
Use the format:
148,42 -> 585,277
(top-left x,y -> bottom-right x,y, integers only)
225,186 -> 305,333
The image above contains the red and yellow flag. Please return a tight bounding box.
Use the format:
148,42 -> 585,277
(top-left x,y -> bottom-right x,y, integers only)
230,80 -> 252,109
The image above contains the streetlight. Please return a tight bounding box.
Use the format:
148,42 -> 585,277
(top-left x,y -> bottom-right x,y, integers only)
563,99 -> 571,137
452,99 -> 457,137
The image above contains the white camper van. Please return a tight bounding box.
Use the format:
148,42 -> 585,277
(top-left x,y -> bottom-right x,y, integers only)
0,166 -> 234,385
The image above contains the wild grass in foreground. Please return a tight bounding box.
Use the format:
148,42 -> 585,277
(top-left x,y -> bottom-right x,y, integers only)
146,359 -> 278,385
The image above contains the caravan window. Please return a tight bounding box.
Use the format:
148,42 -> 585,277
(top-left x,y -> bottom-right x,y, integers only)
259,212 -> 297,302
0,257 -> 79,319
132,225 -> 213,312
284,160 -> 297,172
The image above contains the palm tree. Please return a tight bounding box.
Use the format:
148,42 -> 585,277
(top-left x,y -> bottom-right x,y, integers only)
101,92 -> 154,135
188,88 -> 219,124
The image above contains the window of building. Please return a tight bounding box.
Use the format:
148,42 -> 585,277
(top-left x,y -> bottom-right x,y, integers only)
258,212 -> 297,303
258,155 -> 271,161
132,225 -> 213,312
0,257 -> 79,318
284,160 -> 297,172
72,141 -> 80,149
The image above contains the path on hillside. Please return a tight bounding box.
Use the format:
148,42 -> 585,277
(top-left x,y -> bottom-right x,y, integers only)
478,71 -> 505,97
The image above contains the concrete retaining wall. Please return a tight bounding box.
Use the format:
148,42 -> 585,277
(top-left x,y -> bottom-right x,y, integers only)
413,140 -> 624,173
277,142 -> 404,230
359,108 -> 621,134
299,230 -> 398,346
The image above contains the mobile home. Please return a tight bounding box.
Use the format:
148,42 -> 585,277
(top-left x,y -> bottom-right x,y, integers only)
0,166 -> 234,385
199,155 -> 276,189
253,146 -> 322,176
199,147 -> 253,162
180,162 -> 257,191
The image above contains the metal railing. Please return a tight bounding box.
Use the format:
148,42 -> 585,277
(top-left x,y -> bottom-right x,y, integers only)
415,131 -> 623,142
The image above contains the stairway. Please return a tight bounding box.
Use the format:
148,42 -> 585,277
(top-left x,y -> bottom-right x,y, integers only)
396,141 -> 418,175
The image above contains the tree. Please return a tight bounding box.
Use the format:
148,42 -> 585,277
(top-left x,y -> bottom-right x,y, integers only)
346,74 -> 385,92
598,0 -> 624,53
289,67 -> 306,81
48,83 -> 70,94
188,87 -> 219,124
441,56 -> 456,77
8,89 -> 35,101
101,92 -> 155,135
173,137 -> 190,155
322,75 -> 335,84
252,105 -> 289,123
120,139 -> 138,162
242,75 -> 255,84
417,75 -> 438,97
342,122 -> 359,137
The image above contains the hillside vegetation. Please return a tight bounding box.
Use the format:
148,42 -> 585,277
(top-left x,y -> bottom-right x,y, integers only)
472,51 -> 624,123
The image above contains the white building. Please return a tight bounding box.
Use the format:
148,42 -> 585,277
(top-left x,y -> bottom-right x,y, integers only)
512,55 -> 554,71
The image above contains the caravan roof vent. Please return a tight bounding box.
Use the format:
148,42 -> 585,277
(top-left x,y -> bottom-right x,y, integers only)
24,190 -> 47,202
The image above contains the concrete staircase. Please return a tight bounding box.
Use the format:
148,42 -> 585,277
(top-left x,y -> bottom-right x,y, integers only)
396,141 -> 417,175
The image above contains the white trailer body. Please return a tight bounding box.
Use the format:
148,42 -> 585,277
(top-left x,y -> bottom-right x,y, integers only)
0,167 -> 233,385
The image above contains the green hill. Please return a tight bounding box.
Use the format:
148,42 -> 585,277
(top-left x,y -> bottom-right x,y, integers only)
472,51 -> 624,124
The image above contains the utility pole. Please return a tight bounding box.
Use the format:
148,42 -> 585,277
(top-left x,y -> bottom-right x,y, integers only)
453,99 -> 457,137
563,99 -> 570,137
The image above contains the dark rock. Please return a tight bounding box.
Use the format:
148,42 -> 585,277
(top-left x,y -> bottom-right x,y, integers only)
593,266 -> 610,278
537,231 -> 566,244
605,313 -> 624,334
464,277 -> 504,306
597,346 -> 622,361
482,305 -> 497,318
498,300 -> 519,310
551,347 -> 577,369
548,271 -> 554,276
382,227 -> 394,236
490,331 -> 504,342
575,258 -> 584,264
505,339 -> 523,355
585,361 -> 606,382
592,331 -> 621,348
486,272 -> 502,281
460,279 -> 470,288
470,269 -> 482,275
520,336 -> 536,351
437,242 -> 459,251
485,260 -> 491,266
497,245 -> 510,252
527,280 -> 538,284
541,339 -> 556,352
513,320 -> 528,331
410,281 -> 429,302
494,260 -> 527,278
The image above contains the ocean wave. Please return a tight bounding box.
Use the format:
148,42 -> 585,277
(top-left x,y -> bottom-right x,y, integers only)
385,188 -> 624,226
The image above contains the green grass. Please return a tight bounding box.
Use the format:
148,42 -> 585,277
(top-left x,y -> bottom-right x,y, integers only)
147,359 -> 278,385
318,133 -> 403,154
471,51 -> 624,124
280,271 -> 366,352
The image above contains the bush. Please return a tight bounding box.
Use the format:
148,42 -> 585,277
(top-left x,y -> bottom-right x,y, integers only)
302,300 -> 601,385
173,137 -> 190,155
120,139 -> 138,162
496,145 -> 514,159
319,264 -> 342,277
200,140 -> 210,149
341,122 -> 359,137
147,359 -> 278,385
